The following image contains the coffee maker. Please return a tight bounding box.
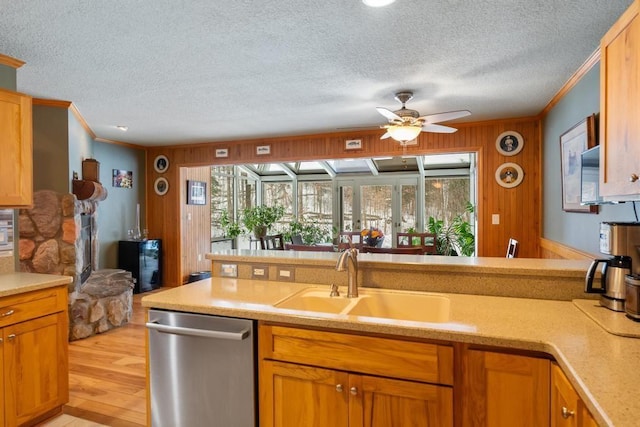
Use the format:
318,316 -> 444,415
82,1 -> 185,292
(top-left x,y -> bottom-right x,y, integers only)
585,222 -> 640,311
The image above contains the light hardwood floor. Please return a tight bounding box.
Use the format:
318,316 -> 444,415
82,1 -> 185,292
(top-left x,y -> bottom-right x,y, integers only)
61,291 -> 158,427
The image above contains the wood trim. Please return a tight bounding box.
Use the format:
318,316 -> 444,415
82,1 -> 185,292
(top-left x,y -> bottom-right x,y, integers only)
0,53 -> 25,69
32,98 -> 73,108
94,136 -> 146,150
539,48 -> 601,118
539,237 -> 597,260
69,103 -> 97,139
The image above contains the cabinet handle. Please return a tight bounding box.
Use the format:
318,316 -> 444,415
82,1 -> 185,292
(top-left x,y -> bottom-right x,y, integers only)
561,407 -> 575,419
630,173 -> 639,183
7,334 -> 16,341
1,309 -> 14,317
350,386 -> 358,396
336,384 -> 343,392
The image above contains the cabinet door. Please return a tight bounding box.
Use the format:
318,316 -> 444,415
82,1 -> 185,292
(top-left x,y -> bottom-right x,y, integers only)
260,360 -> 349,427
0,332 -> 4,427
600,1 -> 640,198
0,89 -> 32,207
551,363 -> 599,427
3,312 -> 68,426
462,350 -> 550,427
353,374 -> 453,427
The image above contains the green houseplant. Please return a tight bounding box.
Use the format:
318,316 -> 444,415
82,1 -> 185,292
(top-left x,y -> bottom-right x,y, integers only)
241,205 -> 285,238
283,220 -> 332,245
220,210 -> 243,239
426,202 -> 475,256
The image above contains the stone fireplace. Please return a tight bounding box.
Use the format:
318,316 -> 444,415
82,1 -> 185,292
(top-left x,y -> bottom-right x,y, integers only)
19,190 -> 135,340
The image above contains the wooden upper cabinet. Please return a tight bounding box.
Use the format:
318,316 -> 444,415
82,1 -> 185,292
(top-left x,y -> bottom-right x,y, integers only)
0,88 -> 32,207
600,0 -> 640,199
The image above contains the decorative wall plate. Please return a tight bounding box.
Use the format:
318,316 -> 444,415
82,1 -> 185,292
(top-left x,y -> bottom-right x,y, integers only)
153,155 -> 169,173
495,131 -> 524,156
154,177 -> 169,196
495,162 -> 524,188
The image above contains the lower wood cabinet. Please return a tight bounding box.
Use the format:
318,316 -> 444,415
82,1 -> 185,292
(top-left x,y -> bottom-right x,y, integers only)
259,324 -> 453,427
0,286 -> 69,427
551,363 -> 598,427
259,324 -> 601,427
461,349 -> 551,427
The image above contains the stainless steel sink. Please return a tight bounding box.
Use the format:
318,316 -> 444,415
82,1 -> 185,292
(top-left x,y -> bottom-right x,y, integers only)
274,287 -> 450,323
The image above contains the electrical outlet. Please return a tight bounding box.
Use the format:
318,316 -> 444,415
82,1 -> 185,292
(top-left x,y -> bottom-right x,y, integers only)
220,264 -> 237,277
277,267 -> 295,282
252,265 -> 269,279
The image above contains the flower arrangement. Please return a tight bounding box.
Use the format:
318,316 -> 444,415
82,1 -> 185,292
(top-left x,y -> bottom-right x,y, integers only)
361,227 -> 384,247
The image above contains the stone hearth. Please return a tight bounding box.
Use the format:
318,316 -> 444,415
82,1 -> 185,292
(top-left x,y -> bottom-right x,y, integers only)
19,190 -> 135,340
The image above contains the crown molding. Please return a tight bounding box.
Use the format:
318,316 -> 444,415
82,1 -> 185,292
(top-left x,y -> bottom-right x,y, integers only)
539,48 -> 600,119
0,53 -> 25,69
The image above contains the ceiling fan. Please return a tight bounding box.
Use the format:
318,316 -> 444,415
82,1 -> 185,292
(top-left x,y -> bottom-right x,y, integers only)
377,92 -> 471,144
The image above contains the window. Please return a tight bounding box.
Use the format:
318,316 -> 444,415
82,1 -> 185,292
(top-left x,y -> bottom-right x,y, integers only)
298,181 -> 333,230
425,177 -> 472,225
210,166 -> 235,238
263,182 -> 293,231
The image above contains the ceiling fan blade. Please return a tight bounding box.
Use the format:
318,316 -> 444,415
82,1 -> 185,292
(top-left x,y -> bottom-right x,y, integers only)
380,130 -> 392,139
420,110 -> 471,124
376,107 -> 402,121
423,123 -> 459,133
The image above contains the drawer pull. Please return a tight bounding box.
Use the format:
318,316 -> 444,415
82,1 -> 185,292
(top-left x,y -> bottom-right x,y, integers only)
335,384 -> 343,392
7,334 -> 16,341
631,173 -> 639,183
350,386 -> 358,396
1,309 -> 14,317
561,407 -> 575,419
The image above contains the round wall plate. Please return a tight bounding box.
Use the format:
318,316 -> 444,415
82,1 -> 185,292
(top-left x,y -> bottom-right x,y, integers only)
495,162 -> 524,188
495,131 -> 524,156
153,155 -> 169,173
154,177 -> 169,196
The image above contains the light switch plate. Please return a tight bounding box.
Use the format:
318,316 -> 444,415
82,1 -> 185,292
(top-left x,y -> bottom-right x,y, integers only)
252,265 -> 269,279
492,214 -> 500,225
277,267 -> 295,282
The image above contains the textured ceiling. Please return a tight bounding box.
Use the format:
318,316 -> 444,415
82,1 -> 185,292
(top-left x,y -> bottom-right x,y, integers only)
0,0 -> 633,147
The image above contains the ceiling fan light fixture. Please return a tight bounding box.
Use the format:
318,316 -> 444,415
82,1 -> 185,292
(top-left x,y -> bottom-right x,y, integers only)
362,0 -> 396,7
386,125 -> 422,143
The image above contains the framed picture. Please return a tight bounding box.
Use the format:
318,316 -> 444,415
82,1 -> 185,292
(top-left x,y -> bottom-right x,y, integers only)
186,180 -> 206,205
345,139 -> 362,150
112,169 -> 133,188
256,145 -> 271,155
154,177 -> 169,196
495,162 -> 524,188
496,131 -> 524,156
154,155 -> 169,173
215,148 -> 229,158
560,115 -> 597,213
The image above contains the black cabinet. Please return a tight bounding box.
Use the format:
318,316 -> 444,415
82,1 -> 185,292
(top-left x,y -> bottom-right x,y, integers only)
118,239 -> 162,294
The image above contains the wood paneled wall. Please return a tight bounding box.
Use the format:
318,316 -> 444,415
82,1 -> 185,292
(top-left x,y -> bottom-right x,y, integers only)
147,117 -> 541,286
539,238 -> 597,260
180,166 -> 212,282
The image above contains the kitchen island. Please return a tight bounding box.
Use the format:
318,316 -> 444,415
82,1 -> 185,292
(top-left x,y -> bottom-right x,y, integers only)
142,252 -> 637,426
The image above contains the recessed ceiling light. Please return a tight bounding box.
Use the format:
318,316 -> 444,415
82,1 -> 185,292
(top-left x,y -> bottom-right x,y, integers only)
116,125 -> 128,131
362,0 -> 396,7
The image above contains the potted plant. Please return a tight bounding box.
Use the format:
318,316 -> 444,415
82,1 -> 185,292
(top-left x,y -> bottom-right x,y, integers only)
220,211 -> 243,239
283,220 -> 332,245
241,205 -> 285,238
426,202 -> 475,256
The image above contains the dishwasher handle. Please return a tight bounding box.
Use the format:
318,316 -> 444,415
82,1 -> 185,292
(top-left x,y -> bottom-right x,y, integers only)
146,321 -> 250,341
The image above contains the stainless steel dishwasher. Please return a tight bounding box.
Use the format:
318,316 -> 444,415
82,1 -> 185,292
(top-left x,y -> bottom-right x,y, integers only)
147,309 -> 256,427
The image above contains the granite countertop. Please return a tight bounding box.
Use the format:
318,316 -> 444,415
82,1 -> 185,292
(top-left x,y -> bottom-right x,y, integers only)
207,250 -> 592,278
142,277 -> 640,427
0,272 -> 72,297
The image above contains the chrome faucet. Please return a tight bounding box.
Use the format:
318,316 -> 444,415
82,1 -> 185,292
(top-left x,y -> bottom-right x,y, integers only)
336,247 -> 359,298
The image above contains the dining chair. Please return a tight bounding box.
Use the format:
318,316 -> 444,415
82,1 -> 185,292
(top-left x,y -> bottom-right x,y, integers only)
396,232 -> 437,255
506,238 -> 519,258
260,234 -> 285,250
338,231 -> 363,250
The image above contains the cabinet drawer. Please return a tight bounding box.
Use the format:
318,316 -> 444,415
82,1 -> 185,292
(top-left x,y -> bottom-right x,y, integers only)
259,324 -> 453,385
0,286 -> 67,328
